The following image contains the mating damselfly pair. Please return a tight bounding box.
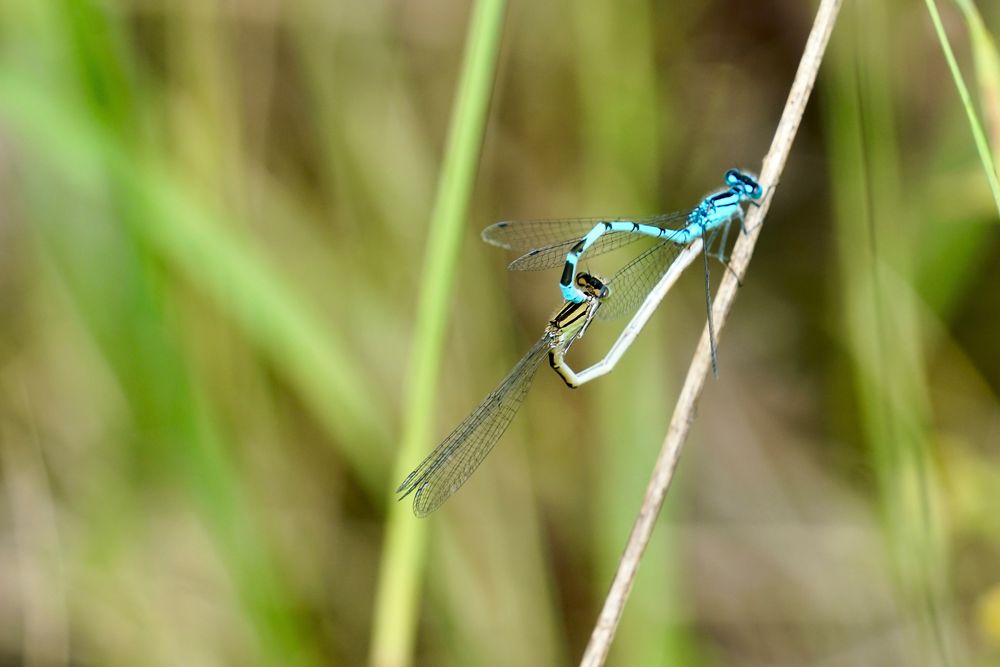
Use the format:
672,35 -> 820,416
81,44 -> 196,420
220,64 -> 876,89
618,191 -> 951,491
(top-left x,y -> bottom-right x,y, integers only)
397,169 -> 764,516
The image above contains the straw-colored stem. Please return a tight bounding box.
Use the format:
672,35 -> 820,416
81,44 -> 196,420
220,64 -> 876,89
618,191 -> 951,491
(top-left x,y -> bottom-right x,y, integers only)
579,0 -> 843,664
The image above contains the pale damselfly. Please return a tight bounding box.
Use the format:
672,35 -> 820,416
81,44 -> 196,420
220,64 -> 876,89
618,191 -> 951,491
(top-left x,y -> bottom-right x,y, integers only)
396,272 -> 608,516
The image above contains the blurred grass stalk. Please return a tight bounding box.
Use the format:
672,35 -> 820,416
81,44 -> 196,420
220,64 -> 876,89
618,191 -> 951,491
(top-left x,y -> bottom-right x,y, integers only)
827,0 -> 950,662
0,2 -> 322,663
569,0 -> 697,663
925,0 -> 1000,216
368,1 -> 507,666
0,0 -> 428,662
952,0 -> 1000,177
0,72 -> 390,486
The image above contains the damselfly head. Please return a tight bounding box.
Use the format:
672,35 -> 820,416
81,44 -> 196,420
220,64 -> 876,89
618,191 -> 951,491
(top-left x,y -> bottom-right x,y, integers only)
724,168 -> 764,200
576,272 -> 609,299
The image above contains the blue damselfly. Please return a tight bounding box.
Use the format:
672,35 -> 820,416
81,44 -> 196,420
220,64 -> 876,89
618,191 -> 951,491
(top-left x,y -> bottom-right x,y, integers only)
482,169 -> 764,372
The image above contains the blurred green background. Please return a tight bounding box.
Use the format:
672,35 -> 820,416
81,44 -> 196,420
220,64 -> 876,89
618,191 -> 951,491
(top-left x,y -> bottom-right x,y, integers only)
0,0 -> 998,665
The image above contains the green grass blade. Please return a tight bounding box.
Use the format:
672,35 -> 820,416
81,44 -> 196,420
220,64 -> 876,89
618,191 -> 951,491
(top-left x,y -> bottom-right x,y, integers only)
369,0 -> 507,665
954,0 -> 1000,169
826,2 -> 951,661
925,0 -> 1000,215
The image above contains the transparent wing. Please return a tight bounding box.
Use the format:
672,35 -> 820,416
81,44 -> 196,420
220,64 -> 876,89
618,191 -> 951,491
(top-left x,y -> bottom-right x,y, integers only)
482,213 -> 688,271
598,239 -> 686,321
507,231 -> 649,271
396,337 -> 548,516
482,217 -> 619,252
598,223 -> 729,322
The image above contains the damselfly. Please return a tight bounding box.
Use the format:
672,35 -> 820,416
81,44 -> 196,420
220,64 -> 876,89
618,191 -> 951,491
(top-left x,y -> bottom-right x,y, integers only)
482,169 -> 764,372
398,223 -> 713,517
398,170 -> 766,516
396,272 -> 609,516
